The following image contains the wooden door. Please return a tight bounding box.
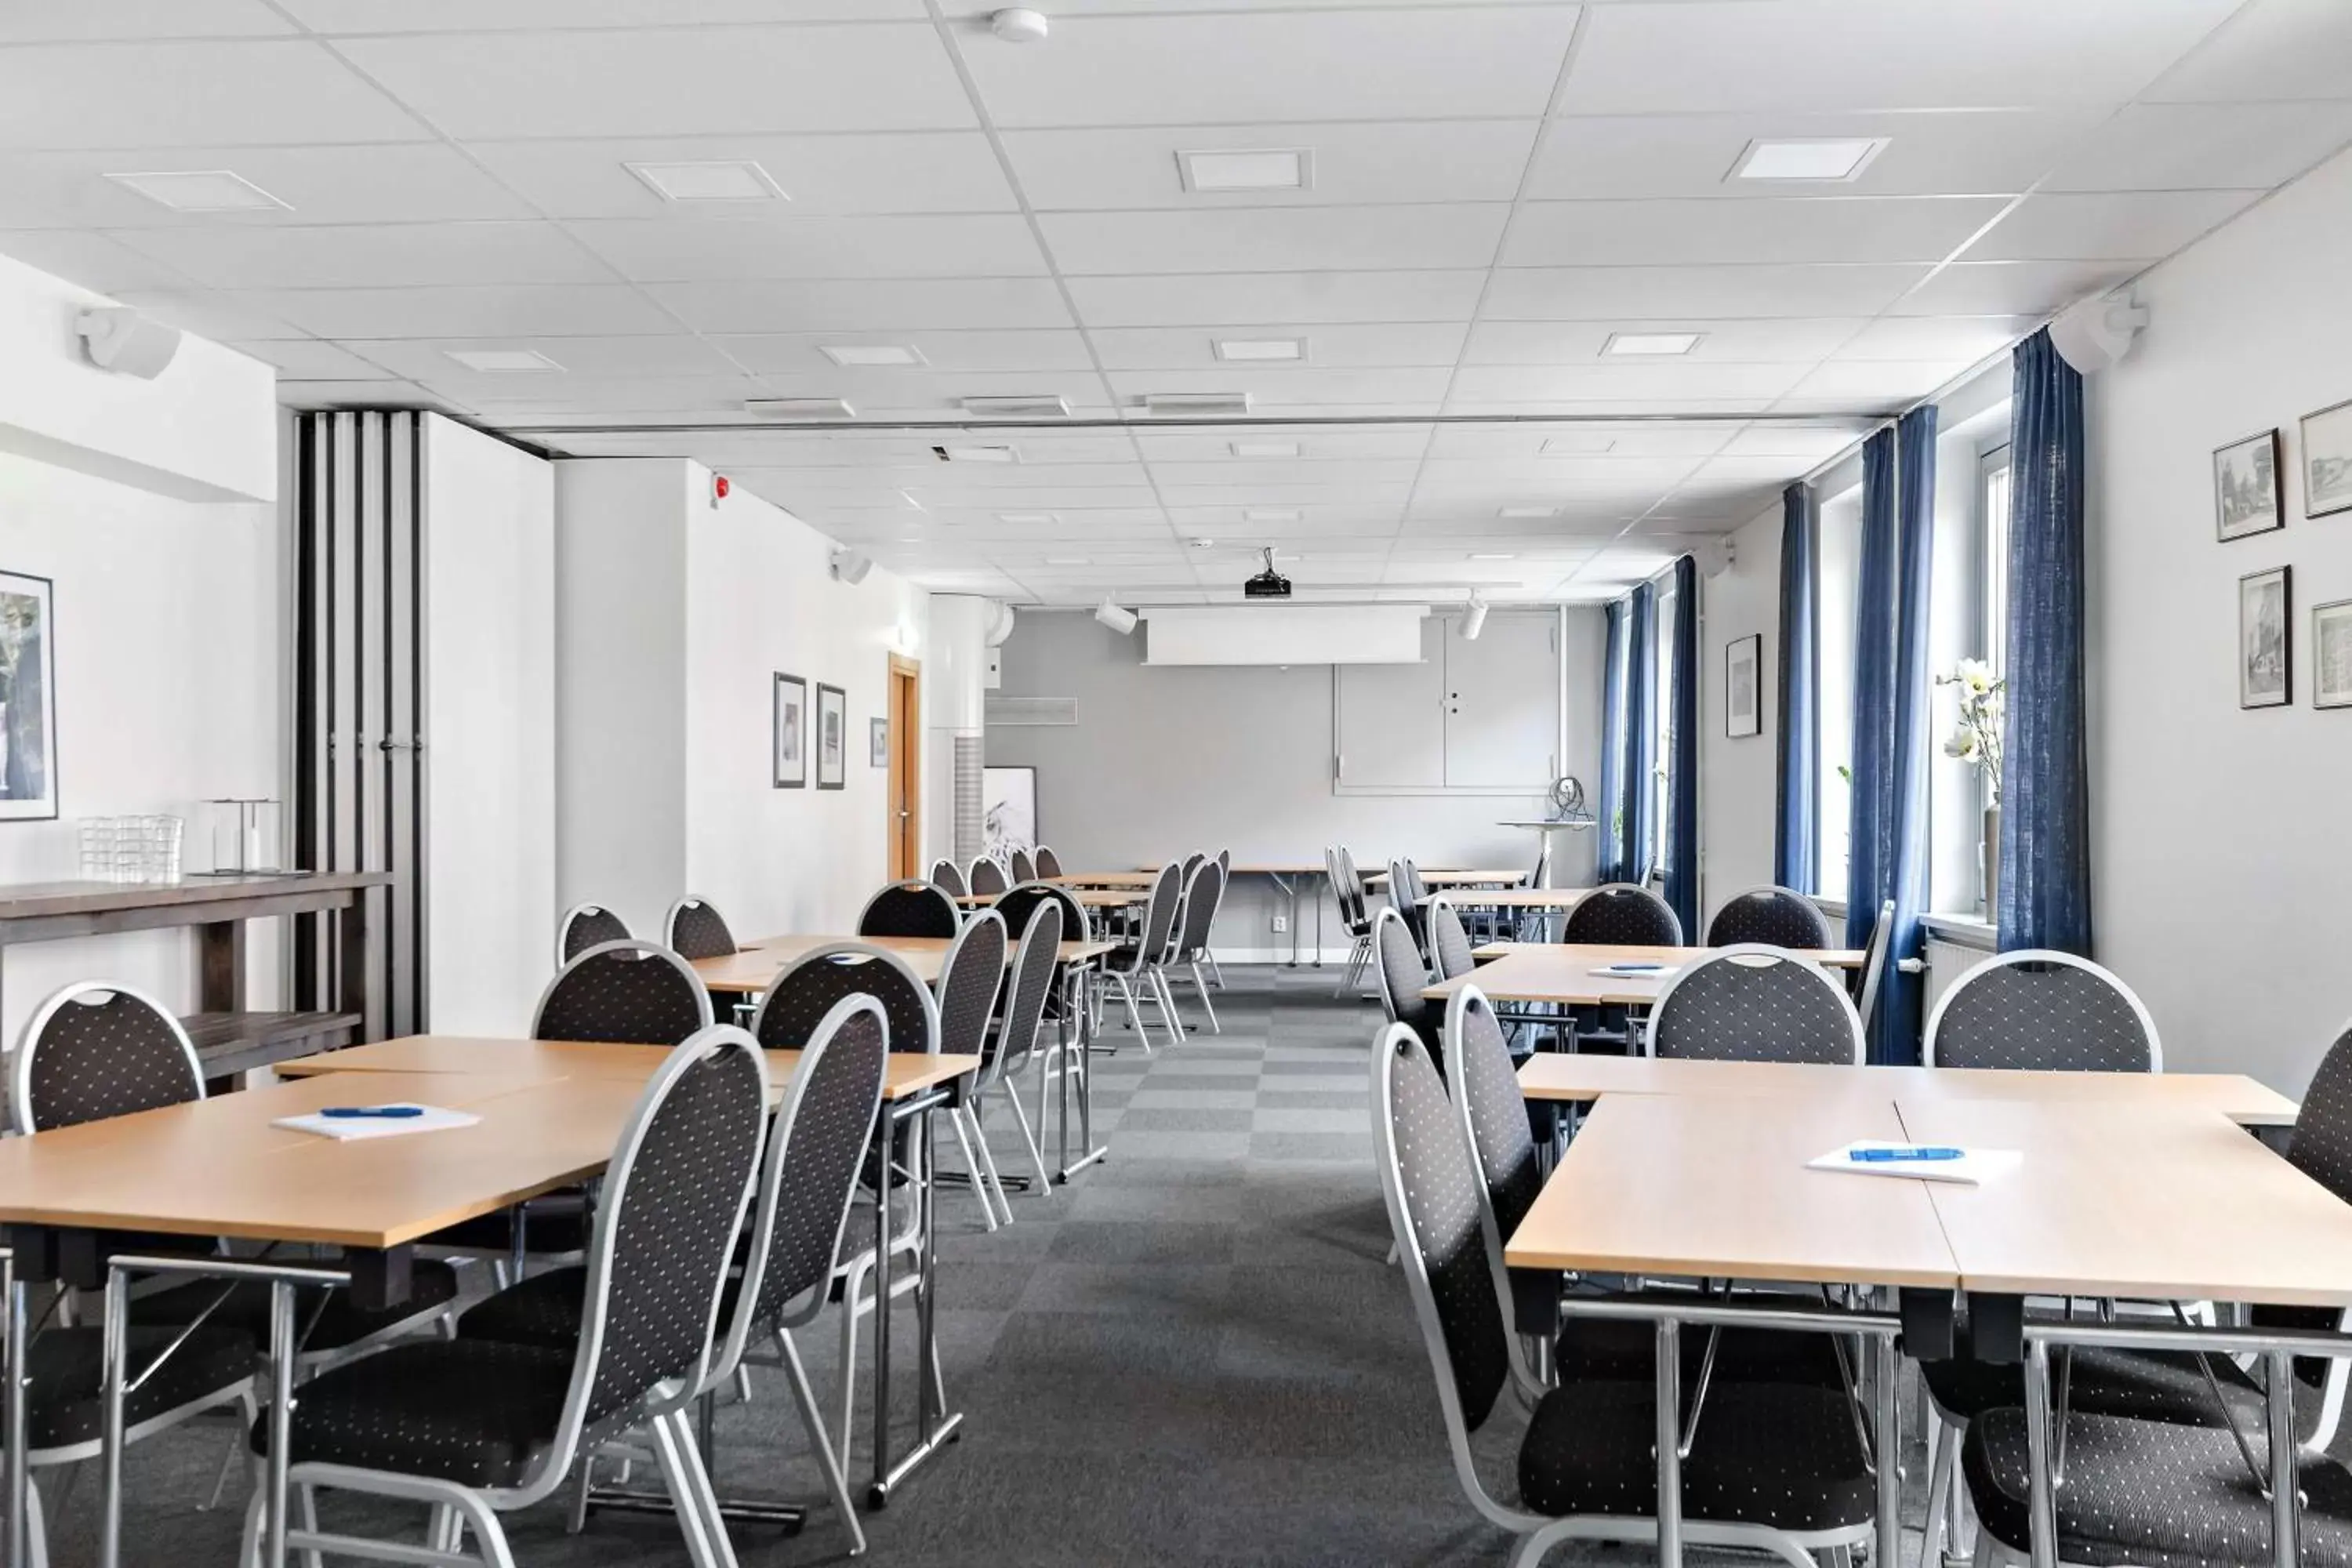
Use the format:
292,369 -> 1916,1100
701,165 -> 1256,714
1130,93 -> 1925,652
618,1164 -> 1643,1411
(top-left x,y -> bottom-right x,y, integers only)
887,655 -> 921,879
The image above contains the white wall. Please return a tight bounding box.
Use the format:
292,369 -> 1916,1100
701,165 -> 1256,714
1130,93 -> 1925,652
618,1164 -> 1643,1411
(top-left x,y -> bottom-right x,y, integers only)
423,416 -> 554,1033
554,458 -> 930,945
2087,144 -> 2352,1094
1698,505 -> 1784,931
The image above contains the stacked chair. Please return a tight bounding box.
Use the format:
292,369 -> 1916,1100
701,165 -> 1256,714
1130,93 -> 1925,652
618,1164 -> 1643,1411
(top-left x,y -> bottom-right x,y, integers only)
1326,845 -> 1377,998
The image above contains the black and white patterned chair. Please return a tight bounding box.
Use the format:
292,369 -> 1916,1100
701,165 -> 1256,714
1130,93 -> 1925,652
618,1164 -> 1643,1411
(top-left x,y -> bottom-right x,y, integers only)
1204,848 -> 1233,989
1706,886 -> 1832,950
994,880 -> 1087,946
1560,883 -> 1683,948
857,879 -> 961,940
1033,844 -> 1063,880
967,856 -> 1009,898
1328,846 -> 1377,1000
1008,847 -> 1036,884
662,896 -> 738,960
1170,859 -> 1225,1034
1101,862 -> 1185,1051
979,900 -> 1065,1199
1387,857 -> 1429,950
1427,895 -> 1478,982
929,858 -> 967,898
556,902 -> 630,966
1648,946 -> 1864,1065
1372,906 -> 1439,1058
246,1025 -> 770,1568
1925,949 -> 2161,1072
1374,1022 -> 1879,1567
933,912 -> 1011,1226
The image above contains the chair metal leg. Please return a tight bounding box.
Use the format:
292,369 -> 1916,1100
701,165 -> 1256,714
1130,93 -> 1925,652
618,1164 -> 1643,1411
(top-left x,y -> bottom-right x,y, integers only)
942,1109 -> 999,1232
1207,953 -> 1226,989
1000,1079 -> 1053,1195
1148,967 -> 1184,1041
1925,1411 -> 1961,1567
670,1408 -> 742,1568
778,1329 -> 866,1555
1106,971 -> 1152,1052
834,1255 -> 869,1467
648,1409 -> 724,1568
1187,961 -> 1221,1033
962,1104 -> 1014,1226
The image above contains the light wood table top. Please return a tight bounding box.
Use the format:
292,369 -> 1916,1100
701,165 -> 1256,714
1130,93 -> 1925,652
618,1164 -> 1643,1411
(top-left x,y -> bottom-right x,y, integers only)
1515,1055 -> 2299,1129
1423,887 -> 1593,910
1361,868 -> 1527,888
1503,1093 -> 1958,1289
0,1071 -> 633,1249
1431,942 -> 1865,1007
278,1036 -> 981,1104
706,936 -> 1115,990
1894,1096 -> 2352,1307
953,887 -> 1139,909
1048,871 -> 1161,889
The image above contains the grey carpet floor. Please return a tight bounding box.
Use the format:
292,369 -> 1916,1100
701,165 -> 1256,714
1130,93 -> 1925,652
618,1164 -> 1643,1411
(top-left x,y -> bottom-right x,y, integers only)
56,967 -> 1941,1567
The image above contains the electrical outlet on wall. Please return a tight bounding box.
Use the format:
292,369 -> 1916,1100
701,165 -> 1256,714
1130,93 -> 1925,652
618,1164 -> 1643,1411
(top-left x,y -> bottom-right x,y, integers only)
1271,915 -> 1288,933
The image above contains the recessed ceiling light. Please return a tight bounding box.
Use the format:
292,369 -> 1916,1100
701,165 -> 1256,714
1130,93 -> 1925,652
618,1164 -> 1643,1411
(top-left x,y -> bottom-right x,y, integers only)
997,511 -> 1059,525
1603,332 -> 1704,357
821,344 -> 924,368
935,444 -> 1019,464
1244,507 -> 1301,524
1044,556 -> 1090,566
1470,552 -> 1517,561
1230,439 -> 1300,459
625,159 -> 787,202
1188,538 -> 1217,549
1214,338 -> 1305,363
1498,506 -> 1559,520
1176,147 -> 1311,193
749,397 -> 855,419
898,536 -> 924,543
105,169 -> 290,213
962,394 -> 1072,419
443,347 -> 563,373
1541,435 -> 1618,456
1145,392 -> 1253,417
1729,137 -> 1888,183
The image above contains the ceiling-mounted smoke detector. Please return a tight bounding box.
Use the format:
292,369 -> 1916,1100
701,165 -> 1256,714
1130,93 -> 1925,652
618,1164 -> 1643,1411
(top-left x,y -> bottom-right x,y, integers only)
991,7 -> 1049,43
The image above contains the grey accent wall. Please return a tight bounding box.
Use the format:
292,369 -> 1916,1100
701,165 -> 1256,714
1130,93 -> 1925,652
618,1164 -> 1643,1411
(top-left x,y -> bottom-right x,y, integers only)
987,606 -> 1606,959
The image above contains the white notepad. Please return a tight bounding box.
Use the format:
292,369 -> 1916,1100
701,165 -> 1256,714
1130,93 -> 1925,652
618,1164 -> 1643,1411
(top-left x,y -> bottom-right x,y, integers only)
1807,1141 -> 2021,1186
271,1105 -> 481,1142
1592,964 -> 1679,980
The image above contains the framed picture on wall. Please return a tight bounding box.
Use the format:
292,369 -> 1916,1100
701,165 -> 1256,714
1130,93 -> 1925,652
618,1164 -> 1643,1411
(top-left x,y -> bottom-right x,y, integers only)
869,716 -> 890,767
2303,399 -> 2352,520
2241,565 -> 2292,709
982,765 -> 1036,859
0,571 -> 56,822
2214,429 -> 2285,540
1725,633 -> 1762,739
2314,599 -> 2352,710
772,673 -> 806,789
815,683 -> 847,789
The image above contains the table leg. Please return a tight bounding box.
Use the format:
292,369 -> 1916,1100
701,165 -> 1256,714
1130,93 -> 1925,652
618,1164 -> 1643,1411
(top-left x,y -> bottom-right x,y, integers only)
100,1269 -> 128,1568
1874,1330 -> 1900,1568
874,1100 -> 964,1504
1057,967 -> 1107,1183
1267,875 -> 1298,967
2023,1338 -> 2057,1568
265,1280 -> 296,1568
869,1121 -> 894,1503
5,1262 -> 28,1568
1312,873 -> 1325,967
2268,1349 -> 2299,1568
1653,1317 -> 1682,1568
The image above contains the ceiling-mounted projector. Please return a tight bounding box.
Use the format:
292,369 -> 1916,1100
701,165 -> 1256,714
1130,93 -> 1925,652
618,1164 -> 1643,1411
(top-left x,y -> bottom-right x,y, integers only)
1242,546 -> 1291,600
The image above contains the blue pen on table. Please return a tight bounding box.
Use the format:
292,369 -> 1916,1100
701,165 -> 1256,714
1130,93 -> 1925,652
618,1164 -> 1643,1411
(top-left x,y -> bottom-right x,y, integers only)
1849,1145 -> 1964,1163
321,1105 -> 425,1120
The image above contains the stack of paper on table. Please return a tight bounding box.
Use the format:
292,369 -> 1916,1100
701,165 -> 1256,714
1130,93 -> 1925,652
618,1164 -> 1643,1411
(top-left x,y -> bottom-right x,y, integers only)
1807,1141 -> 2020,1185
271,1105 -> 482,1142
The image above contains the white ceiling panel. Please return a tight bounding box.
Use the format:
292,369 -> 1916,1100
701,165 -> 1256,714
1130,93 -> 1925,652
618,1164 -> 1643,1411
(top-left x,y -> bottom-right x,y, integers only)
1962,190 -> 2265,261
1447,361 -> 1813,403
108,220 -> 612,289
1480,263 -> 1931,320
0,228 -> 191,292
450,376 -> 770,413
566,214 -> 1050,281
281,1 -> 922,27
1065,270 -> 1489,326
111,288 -> 309,341
1130,427 -> 1432,463
357,334 -> 747,379
278,378 -> 453,410
1719,423 -> 1873,458
231,339 -> 398,379
1421,423 -> 1741,459
1563,0 -> 2244,113
1461,317 -> 1869,364
955,7 -> 1580,127
1101,367 -> 1457,406
2041,102 -> 2352,192
1829,315 -> 2037,361
0,40 -> 423,149
2140,0 -> 2352,104
742,370 -> 1114,409
710,328 -> 1095,375
1780,358 -> 1978,402
1504,195 -> 2005,267
1885,260 -> 2144,317
1039,206 -> 1508,276
464,133 -> 1017,218
0,143 -> 532,229
648,278 -> 1076,332
0,2 -> 292,41
333,25 -> 975,139
1089,322 -> 1468,369
1146,459 -> 1426,489
230,283 -> 682,339
997,120 -> 1541,209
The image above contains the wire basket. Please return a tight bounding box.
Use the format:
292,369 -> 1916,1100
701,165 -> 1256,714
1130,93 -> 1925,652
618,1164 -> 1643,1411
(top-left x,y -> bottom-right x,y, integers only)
77,815 -> 183,884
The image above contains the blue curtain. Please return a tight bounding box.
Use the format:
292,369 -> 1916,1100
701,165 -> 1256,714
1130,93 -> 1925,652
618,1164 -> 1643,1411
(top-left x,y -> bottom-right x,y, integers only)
1846,413 -> 1937,1065
1663,556 -> 1700,935
1597,600 -> 1628,884
2000,329 -> 2093,954
1623,582 -> 1658,885
1773,482 -> 1819,891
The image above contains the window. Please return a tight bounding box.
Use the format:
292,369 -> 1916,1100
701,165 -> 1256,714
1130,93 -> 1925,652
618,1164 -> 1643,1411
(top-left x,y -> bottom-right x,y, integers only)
1981,445 -> 2013,678
1816,484 -> 1863,900
1927,428 -> 2013,916
1652,576 -> 1676,880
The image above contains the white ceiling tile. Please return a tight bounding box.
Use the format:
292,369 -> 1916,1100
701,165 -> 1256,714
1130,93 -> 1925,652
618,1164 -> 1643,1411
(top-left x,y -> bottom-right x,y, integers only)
1444,395 -> 1778,418
2042,103 -> 2352,193
231,338 -> 398,379
0,41 -> 424,149
1103,367 -> 1456,407
1131,427 -> 1432,463
1040,205 -> 1508,276
1481,263 -> 1930,319
358,334 -> 745,379
1719,423 -> 1872,458
108,220 -> 611,289
110,288 -> 309,339
1886,259 -> 2143,316
957,7 -> 1579,128
746,369 -> 1110,410
1145,459 -> 1425,489
281,1 -> 920,27
229,283 -> 681,338
1422,423 -> 1740,459
1448,361 -> 1813,403
450,376 -> 769,415
1780,359 -> 1976,403
1526,108 -> 2102,200
1461,317 -> 1869,364
1066,270 -> 1489,326
1504,194 -> 2005,267
2140,0 -> 2352,103
1830,315 -> 2034,361
276,377 -> 455,410
465,133 -> 1017,217
1563,0 -> 2243,113
0,144 -> 533,229
0,228 -> 191,292
0,1 -> 292,39
648,277 -> 1076,332
334,24 -> 974,139
1090,322 -> 1468,370
567,214 -> 1048,281
998,120 -> 1540,209
1962,190 -> 2263,261
710,329 -> 1094,375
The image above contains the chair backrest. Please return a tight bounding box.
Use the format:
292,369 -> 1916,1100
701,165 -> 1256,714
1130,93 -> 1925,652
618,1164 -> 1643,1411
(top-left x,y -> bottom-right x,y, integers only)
533,940 -> 714,1046
1181,851 -> 1207,880
933,909 -> 1008,1060
1443,985 -> 1542,1247
1337,846 -> 1370,930
712,996 -> 887,1383
1648,945 -> 1864,1065
858,879 -> 962,939
558,902 -> 630,964
1033,844 -> 1063,879
929,858 -> 967,898
1008,847 -> 1036,884
12,982 -> 204,1134
1924,949 -> 2161,1072
1526,842 -> 1550,889
1386,857 -> 1414,910
1854,897 -> 1896,1047
1706,885 -> 1832,949
663,896 -> 737,960
1133,861 -> 1185,963
753,942 -> 938,1058
995,879 -> 1085,943
1215,847 -> 1231,877
991,900 -> 1065,1085
2287,1025 -> 2352,1203
968,856 -> 1009,897
1559,881 -> 1683,946
1176,859 -> 1225,956
1426,896 -> 1476,981
547,1025 -> 768,1468
1372,906 -> 1429,1027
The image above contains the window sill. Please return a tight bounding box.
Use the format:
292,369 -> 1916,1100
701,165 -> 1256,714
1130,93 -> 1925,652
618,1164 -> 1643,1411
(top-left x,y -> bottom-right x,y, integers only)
1921,913 -> 1998,951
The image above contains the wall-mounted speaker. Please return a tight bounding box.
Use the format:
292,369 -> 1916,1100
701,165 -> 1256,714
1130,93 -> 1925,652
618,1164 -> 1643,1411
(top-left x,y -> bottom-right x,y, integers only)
829,548 -> 873,585
76,307 -> 183,379
2049,293 -> 2149,376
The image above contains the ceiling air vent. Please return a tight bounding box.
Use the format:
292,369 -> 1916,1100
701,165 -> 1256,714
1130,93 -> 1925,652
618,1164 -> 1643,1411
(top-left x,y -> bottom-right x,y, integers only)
984,696 -> 1079,727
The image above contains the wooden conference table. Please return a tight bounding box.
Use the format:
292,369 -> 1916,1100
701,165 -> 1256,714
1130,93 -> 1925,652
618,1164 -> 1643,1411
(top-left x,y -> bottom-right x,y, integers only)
953,887 -> 1140,911
1055,863 -> 1334,966
1501,1059 -> 2350,1568
1425,942 -> 1867,1011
